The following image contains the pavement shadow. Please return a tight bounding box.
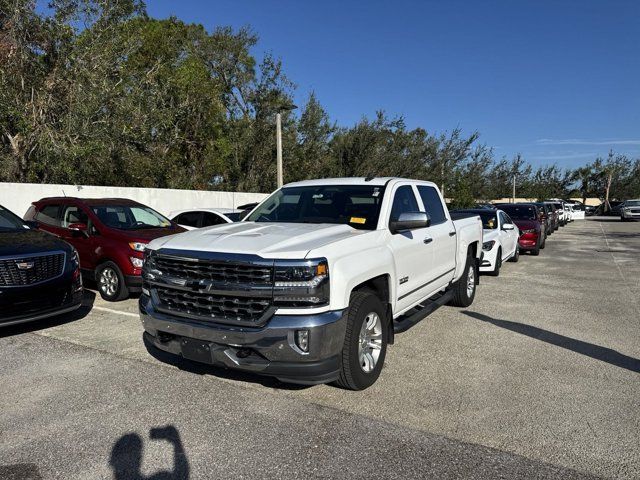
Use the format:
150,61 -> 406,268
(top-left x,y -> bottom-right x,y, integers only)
109,425 -> 189,480
142,334 -> 311,391
0,290 -> 96,338
463,311 -> 640,374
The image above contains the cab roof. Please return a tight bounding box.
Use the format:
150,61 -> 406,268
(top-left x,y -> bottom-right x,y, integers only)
283,177 -> 437,188
35,197 -> 142,206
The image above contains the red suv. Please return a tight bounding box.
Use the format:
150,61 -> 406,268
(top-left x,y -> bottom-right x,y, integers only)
25,198 -> 184,301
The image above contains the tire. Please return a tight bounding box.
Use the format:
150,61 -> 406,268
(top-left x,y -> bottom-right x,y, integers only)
621,216 -> 627,222
540,235 -> 546,249
335,291 -> 388,391
508,245 -> 520,262
531,239 -> 541,256
488,247 -> 501,276
96,261 -> 129,301
449,254 -> 477,307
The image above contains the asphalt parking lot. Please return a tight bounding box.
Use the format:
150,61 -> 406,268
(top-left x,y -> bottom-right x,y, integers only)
1,217 -> 638,479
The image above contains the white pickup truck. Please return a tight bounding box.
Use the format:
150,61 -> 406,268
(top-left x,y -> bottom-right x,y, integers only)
139,177 -> 483,390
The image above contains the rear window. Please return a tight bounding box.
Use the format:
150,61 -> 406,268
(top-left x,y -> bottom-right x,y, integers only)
499,205 -> 537,220
36,204 -> 61,226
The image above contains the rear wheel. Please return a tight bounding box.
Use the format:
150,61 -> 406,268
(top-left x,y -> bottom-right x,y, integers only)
449,253 -> 477,307
531,238 -> 541,256
335,292 -> 388,391
96,261 -> 129,301
540,235 -> 546,249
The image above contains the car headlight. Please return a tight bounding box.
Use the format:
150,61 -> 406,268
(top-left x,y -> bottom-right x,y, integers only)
521,229 -> 536,234
67,249 -> 80,270
273,258 -> 329,307
130,256 -> 144,268
482,240 -> 496,251
129,242 -> 147,252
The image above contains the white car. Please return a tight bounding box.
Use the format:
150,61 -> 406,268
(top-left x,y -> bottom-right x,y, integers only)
169,208 -> 243,230
620,199 -> 640,221
141,177 -> 484,390
455,208 -> 520,276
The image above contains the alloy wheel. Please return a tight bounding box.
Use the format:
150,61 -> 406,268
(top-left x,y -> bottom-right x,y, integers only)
99,267 -> 119,297
358,312 -> 383,373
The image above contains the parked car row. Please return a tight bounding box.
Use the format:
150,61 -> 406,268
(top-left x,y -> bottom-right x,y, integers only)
2,180 -> 633,390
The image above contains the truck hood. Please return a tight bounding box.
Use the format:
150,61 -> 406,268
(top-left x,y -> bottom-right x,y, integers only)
147,222 -> 368,259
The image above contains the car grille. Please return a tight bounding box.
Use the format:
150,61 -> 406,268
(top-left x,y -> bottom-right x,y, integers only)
1,288 -> 69,321
0,252 -> 65,287
154,255 -> 272,284
154,286 -> 272,324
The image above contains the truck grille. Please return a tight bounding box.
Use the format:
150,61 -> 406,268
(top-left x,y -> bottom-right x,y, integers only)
154,286 -> 271,324
154,255 -> 272,284
0,252 -> 65,287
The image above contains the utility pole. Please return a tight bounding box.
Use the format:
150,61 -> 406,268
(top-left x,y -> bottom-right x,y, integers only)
512,175 -> 516,203
276,112 -> 283,188
275,103 -> 297,189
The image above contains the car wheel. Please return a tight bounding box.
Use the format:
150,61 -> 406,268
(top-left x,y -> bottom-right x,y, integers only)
335,291 -> 388,391
531,238 -> 541,256
96,261 -> 129,301
540,235 -> 546,249
621,216 -> 626,222
488,247 -> 502,276
449,253 -> 477,308
508,245 -> 520,262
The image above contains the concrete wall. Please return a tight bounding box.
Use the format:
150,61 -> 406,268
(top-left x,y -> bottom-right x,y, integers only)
0,182 -> 269,218
492,197 -> 601,206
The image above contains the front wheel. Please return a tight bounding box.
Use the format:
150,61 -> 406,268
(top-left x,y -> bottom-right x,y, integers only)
508,245 -> 520,262
96,261 -> 129,301
335,292 -> 388,391
488,247 -> 501,276
449,254 -> 477,307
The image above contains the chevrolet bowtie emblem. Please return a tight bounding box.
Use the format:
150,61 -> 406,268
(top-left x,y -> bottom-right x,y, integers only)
15,261 -> 35,270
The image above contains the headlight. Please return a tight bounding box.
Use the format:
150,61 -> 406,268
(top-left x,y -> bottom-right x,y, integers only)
482,240 -> 496,251
129,242 -> 147,252
521,229 -> 536,234
273,258 -> 329,307
68,249 -> 80,270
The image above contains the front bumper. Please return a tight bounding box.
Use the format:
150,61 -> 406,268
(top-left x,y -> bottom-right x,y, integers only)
479,247 -> 497,272
518,233 -> 540,250
139,294 -> 346,384
0,275 -> 83,327
621,210 -> 640,220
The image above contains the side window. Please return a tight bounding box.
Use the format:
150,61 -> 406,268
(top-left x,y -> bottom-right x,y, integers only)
36,204 -> 61,226
174,211 -> 201,228
502,212 -> 513,225
202,212 -> 228,227
61,205 -> 89,228
389,185 -> 419,222
416,186 -> 447,225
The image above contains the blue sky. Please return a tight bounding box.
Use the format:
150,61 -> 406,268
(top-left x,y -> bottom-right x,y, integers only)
146,0 -> 640,168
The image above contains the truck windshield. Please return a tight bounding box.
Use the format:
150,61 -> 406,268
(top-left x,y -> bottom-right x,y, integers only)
0,205 -> 27,232
91,205 -> 172,230
245,185 -> 386,230
625,200 -> 640,206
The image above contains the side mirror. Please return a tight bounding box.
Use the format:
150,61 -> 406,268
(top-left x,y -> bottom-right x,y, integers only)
24,220 -> 39,229
503,223 -> 515,231
68,222 -> 88,236
390,212 -> 430,234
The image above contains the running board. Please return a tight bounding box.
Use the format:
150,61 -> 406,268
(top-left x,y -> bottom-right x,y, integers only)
393,290 -> 454,333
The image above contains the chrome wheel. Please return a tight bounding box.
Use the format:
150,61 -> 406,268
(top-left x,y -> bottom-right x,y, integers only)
466,264 -> 475,298
358,312 -> 383,373
99,267 -> 119,297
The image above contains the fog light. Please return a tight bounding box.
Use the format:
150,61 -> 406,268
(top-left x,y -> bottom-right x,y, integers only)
295,330 -> 309,353
130,256 -> 144,268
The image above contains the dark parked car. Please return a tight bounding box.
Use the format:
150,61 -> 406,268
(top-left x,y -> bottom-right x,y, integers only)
1,204 -> 83,327
495,203 -> 545,255
543,202 -> 560,231
25,198 -> 184,301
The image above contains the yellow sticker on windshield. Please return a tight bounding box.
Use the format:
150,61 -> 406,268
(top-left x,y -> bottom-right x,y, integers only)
350,217 -> 366,224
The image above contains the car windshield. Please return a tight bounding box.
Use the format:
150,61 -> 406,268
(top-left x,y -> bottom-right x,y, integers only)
0,205 -> 27,232
500,205 -> 537,220
478,212 -> 498,229
245,185 -> 386,230
625,200 -> 640,206
91,205 -> 172,230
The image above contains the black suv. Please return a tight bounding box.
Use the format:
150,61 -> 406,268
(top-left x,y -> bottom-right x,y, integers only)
0,204 -> 83,327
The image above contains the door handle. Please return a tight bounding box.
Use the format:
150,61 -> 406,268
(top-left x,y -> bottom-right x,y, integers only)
423,237 -> 433,244
449,231 -> 456,236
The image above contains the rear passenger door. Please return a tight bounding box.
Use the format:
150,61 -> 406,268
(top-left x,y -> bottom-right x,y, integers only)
416,185 -> 457,286
34,203 -> 64,237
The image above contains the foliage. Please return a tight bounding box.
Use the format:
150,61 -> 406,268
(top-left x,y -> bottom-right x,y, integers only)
1,1 -> 638,204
